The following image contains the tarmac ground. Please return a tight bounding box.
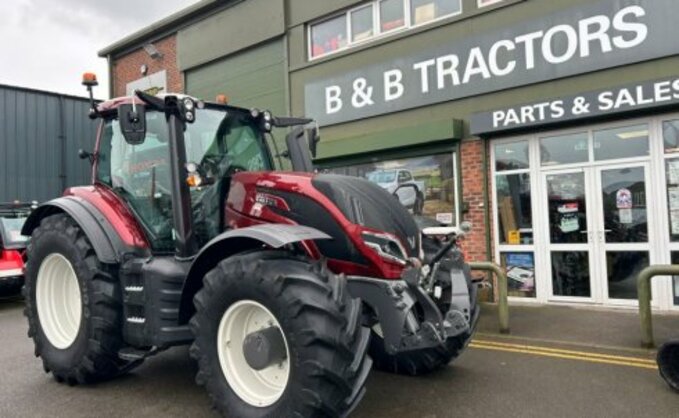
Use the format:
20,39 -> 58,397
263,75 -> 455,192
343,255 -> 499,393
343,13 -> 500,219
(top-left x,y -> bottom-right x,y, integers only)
1,296 -> 678,417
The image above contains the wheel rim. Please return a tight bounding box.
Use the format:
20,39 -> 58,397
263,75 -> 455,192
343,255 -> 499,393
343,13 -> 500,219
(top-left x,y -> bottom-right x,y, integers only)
35,253 -> 82,349
217,300 -> 290,407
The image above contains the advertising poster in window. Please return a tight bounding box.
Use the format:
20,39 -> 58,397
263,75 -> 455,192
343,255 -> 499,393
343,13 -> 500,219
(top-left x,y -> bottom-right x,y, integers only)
326,153 -> 457,225
502,252 -> 536,298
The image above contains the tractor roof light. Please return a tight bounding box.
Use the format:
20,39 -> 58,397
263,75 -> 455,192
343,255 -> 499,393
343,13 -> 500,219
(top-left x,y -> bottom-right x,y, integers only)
215,94 -> 228,105
82,72 -> 98,87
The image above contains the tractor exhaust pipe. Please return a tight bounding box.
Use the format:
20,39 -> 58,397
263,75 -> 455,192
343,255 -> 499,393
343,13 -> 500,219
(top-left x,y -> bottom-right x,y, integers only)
657,340 -> 679,392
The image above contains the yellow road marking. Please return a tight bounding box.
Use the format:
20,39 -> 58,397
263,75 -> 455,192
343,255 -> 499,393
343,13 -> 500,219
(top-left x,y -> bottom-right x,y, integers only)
469,342 -> 658,370
472,339 -> 656,365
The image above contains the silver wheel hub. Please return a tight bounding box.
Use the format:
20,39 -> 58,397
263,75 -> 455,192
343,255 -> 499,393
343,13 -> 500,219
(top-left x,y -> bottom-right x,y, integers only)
36,253 -> 82,349
217,300 -> 290,407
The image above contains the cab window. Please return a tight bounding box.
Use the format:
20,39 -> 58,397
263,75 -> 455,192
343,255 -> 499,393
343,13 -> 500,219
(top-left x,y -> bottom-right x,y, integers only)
97,113 -> 174,251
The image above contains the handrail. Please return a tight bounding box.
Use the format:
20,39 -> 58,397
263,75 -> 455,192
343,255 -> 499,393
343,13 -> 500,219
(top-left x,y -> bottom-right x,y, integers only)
469,261 -> 509,334
637,265 -> 679,348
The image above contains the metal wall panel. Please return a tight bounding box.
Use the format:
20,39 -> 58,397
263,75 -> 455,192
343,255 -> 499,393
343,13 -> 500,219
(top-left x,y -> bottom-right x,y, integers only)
185,39 -> 286,115
0,86 -> 97,203
177,0 -> 285,71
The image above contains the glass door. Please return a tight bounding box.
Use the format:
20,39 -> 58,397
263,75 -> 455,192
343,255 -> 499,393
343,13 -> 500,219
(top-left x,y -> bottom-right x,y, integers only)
543,169 -> 596,301
595,163 -> 652,305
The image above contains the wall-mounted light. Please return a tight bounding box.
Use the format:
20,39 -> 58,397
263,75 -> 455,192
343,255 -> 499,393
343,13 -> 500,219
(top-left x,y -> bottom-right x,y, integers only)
143,43 -> 163,60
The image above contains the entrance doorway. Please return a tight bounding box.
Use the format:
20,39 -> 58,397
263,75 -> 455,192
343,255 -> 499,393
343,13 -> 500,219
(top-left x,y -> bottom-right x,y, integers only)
542,163 -> 652,305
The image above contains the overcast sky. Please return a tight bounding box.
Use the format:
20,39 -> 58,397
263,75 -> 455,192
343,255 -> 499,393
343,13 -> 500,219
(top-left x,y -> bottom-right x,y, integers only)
0,0 -> 199,98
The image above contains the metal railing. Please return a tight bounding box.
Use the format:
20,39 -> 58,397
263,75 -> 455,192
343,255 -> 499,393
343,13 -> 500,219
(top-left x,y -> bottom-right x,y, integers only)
469,261 -> 510,334
637,265 -> 679,348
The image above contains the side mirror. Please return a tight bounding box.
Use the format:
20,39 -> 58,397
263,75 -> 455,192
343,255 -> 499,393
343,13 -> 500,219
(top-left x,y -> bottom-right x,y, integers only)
285,127 -> 314,172
305,126 -> 320,158
117,104 -> 146,145
78,149 -> 95,165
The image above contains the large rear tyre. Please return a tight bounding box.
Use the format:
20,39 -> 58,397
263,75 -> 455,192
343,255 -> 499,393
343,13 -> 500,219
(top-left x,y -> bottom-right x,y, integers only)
657,340 -> 679,392
368,330 -> 467,375
190,250 -> 372,417
24,214 -> 139,384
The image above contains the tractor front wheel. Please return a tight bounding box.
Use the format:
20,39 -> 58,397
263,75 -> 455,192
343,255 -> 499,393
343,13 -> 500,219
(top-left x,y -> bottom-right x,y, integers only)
190,250 -> 372,417
24,214 -> 139,384
368,327 -> 466,376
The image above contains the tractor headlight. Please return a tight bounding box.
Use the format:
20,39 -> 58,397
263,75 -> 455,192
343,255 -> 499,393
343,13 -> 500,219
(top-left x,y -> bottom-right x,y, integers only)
361,231 -> 408,265
183,97 -> 195,111
263,111 -> 272,122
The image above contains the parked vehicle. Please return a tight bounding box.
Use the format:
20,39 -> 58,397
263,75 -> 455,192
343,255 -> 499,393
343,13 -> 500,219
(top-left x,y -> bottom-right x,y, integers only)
21,74 -> 479,417
0,202 -> 34,296
367,169 -> 425,214
658,341 -> 679,392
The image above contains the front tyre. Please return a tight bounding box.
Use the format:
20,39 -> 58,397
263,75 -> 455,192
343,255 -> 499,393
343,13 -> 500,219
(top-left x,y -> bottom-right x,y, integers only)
369,330 -> 467,375
24,214 -> 138,384
190,250 -> 372,417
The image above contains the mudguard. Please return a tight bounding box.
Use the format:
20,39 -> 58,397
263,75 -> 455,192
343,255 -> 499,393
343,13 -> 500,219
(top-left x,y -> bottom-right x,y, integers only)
178,224 -> 330,323
21,196 -> 133,264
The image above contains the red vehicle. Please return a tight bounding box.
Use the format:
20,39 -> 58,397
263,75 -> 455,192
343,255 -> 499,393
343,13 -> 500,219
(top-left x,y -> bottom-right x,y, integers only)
0,202 -> 33,296
21,74 -> 478,417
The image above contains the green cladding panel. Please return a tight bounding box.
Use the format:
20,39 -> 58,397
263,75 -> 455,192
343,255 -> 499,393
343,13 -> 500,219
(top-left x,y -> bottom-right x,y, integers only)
185,39 -> 286,116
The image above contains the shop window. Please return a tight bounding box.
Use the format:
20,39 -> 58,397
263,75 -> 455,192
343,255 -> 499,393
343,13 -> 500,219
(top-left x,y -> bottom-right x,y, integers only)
478,0 -> 504,7
351,5 -> 375,42
494,141 -> 529,171
309,0 -> 468,59
310,15 -> 348,59
501,252 -> 535,298
496,173 -> 532,245
593,124 -> 649,161
410,0 -> 461,25
671,252 -> 679,305
551,251 -> 591,298
545,172 -> 587,244
326,152 -> 458,225
540,133 -> 588,166
663,119 -> 679,153
666,158 -> 679,243
606,251 -> 649,300
380,0 -> 406,32
601,167 -> 648,244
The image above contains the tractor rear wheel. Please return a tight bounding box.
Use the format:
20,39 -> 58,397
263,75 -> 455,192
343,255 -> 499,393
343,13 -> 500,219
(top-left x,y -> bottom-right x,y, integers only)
190,250 -> 372,417
24,214 -> 139,384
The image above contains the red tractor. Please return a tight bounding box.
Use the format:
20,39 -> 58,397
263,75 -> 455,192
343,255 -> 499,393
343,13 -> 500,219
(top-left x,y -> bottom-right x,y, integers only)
21,74 -> 479,417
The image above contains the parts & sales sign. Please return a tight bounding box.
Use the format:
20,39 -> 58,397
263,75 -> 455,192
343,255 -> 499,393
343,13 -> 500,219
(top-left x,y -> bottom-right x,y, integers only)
470,77 -> 679,135
304,0 -> 679,126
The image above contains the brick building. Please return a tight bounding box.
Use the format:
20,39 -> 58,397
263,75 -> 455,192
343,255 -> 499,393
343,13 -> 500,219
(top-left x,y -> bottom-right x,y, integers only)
101,0 -> 679,311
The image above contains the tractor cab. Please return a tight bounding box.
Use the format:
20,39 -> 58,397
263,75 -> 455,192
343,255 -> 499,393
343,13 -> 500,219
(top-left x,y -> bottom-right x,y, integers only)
94,98 -> 278,251
88,84 -> 319,258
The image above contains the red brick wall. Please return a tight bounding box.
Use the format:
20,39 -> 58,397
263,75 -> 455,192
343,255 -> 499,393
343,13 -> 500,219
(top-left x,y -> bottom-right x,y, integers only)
460,138 -> 489,263
111,35 -> 182,98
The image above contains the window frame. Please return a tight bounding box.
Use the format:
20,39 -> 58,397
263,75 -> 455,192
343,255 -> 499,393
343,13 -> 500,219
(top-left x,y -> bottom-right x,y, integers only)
477,0 -> 504,8
307,0 -> 463,61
